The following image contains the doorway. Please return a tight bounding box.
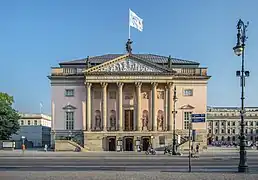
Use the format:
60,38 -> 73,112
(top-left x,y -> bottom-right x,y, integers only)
124,137 -> 134,151
124,110 -> 134,131
108,137 -> 116,151
142,137 -> 150,151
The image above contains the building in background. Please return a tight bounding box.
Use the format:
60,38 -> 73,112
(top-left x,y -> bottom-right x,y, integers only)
48,52 -> 210,151
11,113 -> 51,148
207,107 -> 258,145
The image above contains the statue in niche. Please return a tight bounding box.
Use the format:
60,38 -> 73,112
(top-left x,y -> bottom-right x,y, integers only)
142,110 -> 149,130
95,110 -> 101,130
109,110 -> 116,130
157,110 -> 164,130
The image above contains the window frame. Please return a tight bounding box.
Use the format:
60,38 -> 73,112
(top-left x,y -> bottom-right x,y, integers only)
65,89 -> 75,97
183,89 -> 193,97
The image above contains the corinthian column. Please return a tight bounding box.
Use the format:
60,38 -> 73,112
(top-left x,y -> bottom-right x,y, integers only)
135,82 -> 142,131
167,82 -> 173,131
101,82 -> 108,131
86,82 -> 92,131
117,82 -> 124,131
152,82 -> 158,131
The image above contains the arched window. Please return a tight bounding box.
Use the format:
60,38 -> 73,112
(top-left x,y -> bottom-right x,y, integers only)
215,136 -> 218,141
221,136 -> 224,141
227,136 -> 231,142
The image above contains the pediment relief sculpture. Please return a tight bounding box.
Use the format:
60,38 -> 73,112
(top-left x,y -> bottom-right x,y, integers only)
97,58 -> 162,72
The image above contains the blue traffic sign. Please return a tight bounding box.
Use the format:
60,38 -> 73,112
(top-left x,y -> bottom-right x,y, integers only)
192,118 -> 205,123
191,114 -> 206,123
191,114 -> 205,118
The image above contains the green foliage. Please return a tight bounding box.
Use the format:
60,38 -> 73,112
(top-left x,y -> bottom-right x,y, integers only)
0,92 -> 20,140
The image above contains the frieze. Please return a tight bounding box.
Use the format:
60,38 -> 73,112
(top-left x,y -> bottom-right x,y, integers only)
97,58 -> 162,73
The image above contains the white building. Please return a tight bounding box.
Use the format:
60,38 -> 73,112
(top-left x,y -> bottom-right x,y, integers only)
11,113 -> 52,148
207,107 -> 258,144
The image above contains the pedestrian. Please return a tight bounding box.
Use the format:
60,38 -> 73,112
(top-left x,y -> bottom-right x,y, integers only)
196,144 -> 199,154
44,144 -> 48,152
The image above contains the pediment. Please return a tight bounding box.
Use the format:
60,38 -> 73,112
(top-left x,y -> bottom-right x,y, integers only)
62,104 -> 77,110
85,54 -> 171,73
180,104 -> 195,110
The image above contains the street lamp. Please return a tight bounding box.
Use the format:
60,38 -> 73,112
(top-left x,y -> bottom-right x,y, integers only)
172,86 -> 178,155
233,19 -> 249,173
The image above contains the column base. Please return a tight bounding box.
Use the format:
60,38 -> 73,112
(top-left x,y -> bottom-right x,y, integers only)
238,165 -> 249,173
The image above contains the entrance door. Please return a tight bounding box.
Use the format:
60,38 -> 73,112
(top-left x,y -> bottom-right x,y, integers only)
108,137 -> 116,151
124,110 -> 134,131
142,137 -> 150,151
125,137 -> 133,151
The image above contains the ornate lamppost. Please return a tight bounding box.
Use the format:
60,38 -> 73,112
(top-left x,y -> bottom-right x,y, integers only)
233,19 -> 250,173
172,86 -> 178,155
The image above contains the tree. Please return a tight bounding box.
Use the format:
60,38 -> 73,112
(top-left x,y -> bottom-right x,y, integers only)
0,92 -> 20,140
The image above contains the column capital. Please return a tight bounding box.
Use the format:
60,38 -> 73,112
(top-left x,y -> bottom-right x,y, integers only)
100,82 -> 108,88
151,82 -> 158,88
117,82 -> 124,88
85,82 -> 92,88
135,82 -> 142,87
167,82 -> 173,88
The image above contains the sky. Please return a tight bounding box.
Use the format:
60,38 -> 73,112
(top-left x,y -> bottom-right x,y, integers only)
0,0 -> 258,114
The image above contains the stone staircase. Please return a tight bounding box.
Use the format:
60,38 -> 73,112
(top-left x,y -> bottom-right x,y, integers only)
55,140 -> 89,152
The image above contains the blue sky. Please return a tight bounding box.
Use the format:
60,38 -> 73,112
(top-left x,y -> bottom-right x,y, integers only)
0,0 -> 257,114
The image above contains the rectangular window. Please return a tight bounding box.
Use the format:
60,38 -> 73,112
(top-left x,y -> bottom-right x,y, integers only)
183,89 -> 193,96
94,91 -> 101,99
184,112 -> 192,129
65,112 -> 74,130
21,120 -> 24,126
256,129 -> 258,134
109,91 -> 116,99
221,122 -> 224,126
227,121 -> 230,126
34,120 -> 37,126
250,121 -> 253,126
232,129 -> 235,134
28,120 -> 31,125
65,89 -> 74,97
221,129 -> 224,134
215,129 -> 218,134
227,129 -> 230,134
250,129 -> 253,134
232,122 -> 235,126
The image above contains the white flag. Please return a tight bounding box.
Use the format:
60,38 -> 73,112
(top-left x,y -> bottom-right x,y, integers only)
129,9 -> 143,32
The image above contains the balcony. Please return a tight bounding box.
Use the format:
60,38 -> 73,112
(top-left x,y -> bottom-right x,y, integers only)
51,68 -> 85,76
174,68 -> 208,76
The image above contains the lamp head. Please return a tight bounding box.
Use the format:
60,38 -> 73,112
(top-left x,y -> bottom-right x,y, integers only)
233,45 -> 243,56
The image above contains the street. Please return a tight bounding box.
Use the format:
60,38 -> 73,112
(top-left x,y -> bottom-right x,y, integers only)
0,151 -> 258,179
0,151 -> 258,172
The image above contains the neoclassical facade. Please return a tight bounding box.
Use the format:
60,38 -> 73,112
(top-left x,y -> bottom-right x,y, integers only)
49,53 -> 211,151
207,106 -> 258,144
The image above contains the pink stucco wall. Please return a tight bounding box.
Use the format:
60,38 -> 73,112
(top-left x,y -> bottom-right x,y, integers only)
51,85 -> 86,130
52,82 -> 207,131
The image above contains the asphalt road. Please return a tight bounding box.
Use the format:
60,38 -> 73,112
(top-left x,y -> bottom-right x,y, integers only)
1,153 -> 258,172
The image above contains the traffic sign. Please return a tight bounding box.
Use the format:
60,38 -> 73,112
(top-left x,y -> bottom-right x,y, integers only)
191,114 -> 206,123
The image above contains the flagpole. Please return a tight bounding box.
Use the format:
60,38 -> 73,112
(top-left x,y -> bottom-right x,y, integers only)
129,8 -> 131,39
